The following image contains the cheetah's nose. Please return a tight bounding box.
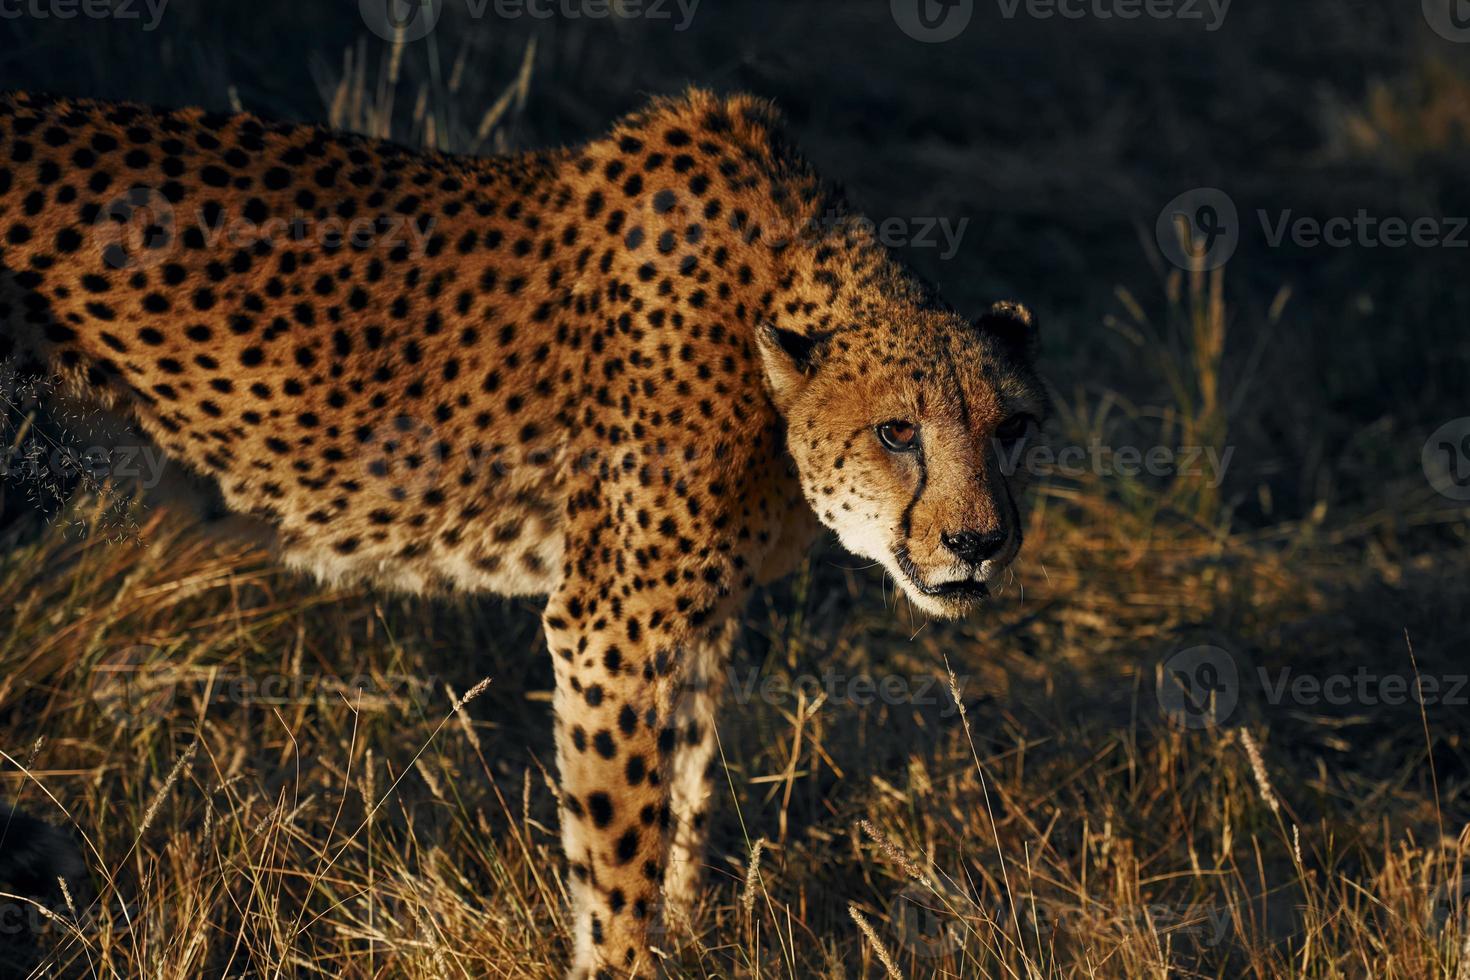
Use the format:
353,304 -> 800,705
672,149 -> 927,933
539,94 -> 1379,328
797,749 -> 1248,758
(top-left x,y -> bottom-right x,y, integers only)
939,529 -> 1006,565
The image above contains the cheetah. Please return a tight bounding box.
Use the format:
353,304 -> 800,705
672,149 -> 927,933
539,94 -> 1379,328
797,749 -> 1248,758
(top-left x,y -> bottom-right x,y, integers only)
0,87 -> 1049,977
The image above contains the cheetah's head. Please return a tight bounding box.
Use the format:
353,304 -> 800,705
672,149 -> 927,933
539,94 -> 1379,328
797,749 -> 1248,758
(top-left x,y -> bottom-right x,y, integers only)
757,301 -> 1048,618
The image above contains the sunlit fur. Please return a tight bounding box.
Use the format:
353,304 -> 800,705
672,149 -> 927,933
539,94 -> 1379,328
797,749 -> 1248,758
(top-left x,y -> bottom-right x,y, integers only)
0,85 -> 1045,976
759,279 -> 1049,618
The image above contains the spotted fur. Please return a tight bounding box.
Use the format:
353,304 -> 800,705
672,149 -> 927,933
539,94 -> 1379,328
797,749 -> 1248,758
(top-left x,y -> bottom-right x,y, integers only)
0,87 -> 1047,977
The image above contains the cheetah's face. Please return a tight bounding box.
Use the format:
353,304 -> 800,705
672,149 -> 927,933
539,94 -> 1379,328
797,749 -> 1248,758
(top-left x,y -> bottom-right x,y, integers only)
757,302 -> 1048,618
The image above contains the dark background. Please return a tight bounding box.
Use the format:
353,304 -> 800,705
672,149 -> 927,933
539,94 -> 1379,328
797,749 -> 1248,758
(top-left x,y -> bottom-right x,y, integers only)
1,0 -> 1466,531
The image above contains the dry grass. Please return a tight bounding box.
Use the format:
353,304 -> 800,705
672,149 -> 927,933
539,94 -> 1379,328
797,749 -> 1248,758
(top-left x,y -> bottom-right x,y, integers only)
3,260 -> 1469,978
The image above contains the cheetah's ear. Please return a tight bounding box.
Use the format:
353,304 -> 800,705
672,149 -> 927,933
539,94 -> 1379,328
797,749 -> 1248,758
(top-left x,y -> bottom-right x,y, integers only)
755,324 -> 828,412
974,301 -> 1039,360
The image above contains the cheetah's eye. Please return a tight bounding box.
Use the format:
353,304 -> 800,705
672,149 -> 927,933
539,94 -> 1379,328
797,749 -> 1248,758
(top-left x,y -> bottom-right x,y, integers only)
995,413 -> 1037,443
876,421 -> 919,453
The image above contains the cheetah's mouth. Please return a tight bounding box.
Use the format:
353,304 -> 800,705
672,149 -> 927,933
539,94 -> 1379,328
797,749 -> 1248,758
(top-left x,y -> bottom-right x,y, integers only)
914,578 -> 990,600
893,548 -> 991,603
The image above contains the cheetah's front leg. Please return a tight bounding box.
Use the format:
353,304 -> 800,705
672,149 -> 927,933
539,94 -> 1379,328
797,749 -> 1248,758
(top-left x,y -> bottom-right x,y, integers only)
546,587 -> 745,978
661,620 -> 736,924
